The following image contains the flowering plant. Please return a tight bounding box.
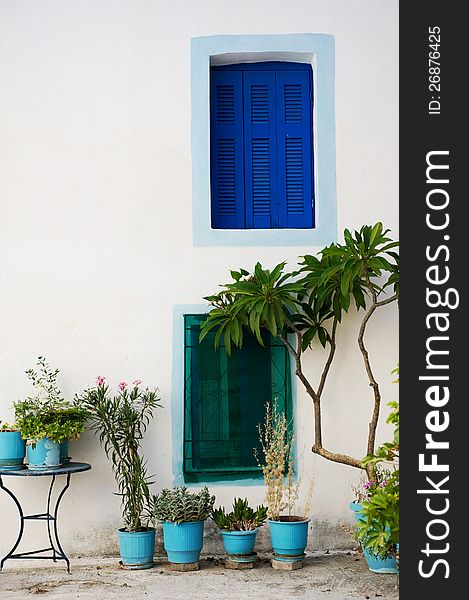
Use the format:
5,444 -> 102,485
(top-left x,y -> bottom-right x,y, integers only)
78,376 -> 161,532
354,367 -> 399,560
352,468 -> 392,504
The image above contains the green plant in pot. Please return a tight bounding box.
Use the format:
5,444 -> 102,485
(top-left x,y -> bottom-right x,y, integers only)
152,486 -> 215,567
351,373 -> 399,573
79,376 -> 161,570
255,402 -> 310,565
14,357 -> 86,469
0,420 -> 26,470
212,498 -> 267,563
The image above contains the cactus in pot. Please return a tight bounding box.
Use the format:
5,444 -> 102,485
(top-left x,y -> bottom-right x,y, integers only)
153,486 -> 215,566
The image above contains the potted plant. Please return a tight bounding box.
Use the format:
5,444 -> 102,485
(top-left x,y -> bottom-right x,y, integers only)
152,486 -> 215,567
79,376 -> 161,570
0,420 -> 26,470
212,498 -> 267,561
256,403 -> 310,565
350,368 -> 399,573
14,357 -> 86,469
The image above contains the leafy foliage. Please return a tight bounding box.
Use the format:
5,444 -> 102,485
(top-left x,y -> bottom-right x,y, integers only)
79,378 -> 161,532
14,357 -> 86,445
212,498 -> 267,531
201,223 -> 399,355
152,486 -> 215,524
0,421 -> 18,431
200,262 -> 302,353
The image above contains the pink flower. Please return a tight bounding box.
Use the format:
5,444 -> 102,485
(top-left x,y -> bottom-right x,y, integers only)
118,381 -> 128,391
96,376 -> 106,386
132,379 -> 142,387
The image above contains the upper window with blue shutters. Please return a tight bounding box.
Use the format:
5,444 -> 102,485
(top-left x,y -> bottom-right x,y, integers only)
210,62 -> 314,230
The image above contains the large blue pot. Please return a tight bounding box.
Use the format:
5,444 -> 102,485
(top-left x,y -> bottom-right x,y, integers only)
27,438 -> 61,470
162,520 -> 204,564
220,529 -> 258,556
0,431 -> 26,470
269,518 -> 310,557
60,441 -> 71,464
349,502 -> 398,574
118,528 -> 155,569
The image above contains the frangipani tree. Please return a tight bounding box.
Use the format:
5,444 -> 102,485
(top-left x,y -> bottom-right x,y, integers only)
200,223 -> 399,478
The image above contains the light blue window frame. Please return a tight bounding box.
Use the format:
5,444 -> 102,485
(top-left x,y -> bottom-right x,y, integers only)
191,34 -> 337,247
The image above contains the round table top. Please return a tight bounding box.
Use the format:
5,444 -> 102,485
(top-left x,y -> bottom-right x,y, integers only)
0,462 -> 92,476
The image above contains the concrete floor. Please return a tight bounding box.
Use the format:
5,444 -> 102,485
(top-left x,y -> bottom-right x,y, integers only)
0,553 -> 399,600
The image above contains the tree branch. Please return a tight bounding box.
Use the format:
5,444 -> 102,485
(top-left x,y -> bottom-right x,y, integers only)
358,289 -> 398,461
311,445 -> 363,470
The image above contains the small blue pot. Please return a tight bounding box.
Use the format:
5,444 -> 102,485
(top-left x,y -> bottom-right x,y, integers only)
60,441 -> 71,464
220,529 -> 258,556
162,520 -> 204,564
0,431 -> 26,470
269,518 -> 310,557
118,528 -> 155,569
349,502 -> 398,574
27,438 -> 61,470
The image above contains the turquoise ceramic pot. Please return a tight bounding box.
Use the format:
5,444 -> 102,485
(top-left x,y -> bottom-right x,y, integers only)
349,502 -> 398,574
162,521 -> 204,564
60,441 -> 71,464
220,529 -> 258,556
27,438 -> 61,469
0,431 -> 26,470
269,518 -> 309,557
118,528 -> 155,570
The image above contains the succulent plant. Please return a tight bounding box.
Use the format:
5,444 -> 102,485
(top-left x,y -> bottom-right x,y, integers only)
152,486 -> 215,524
212,498 -> 268,531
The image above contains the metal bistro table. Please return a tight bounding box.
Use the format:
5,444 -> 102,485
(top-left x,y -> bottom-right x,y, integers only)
0,462 -> 91,573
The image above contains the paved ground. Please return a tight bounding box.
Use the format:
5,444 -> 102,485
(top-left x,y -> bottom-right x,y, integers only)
0,553 -> 399,600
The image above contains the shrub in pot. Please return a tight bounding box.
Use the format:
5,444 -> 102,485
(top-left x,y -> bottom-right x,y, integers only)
351,381 -> 399,574
256,403 -> 311,563
153,486 -> 215,565
80,376 -> 161,570
14,357 -> 86,469
0,421 -> 26,470
212,498 -> 267,560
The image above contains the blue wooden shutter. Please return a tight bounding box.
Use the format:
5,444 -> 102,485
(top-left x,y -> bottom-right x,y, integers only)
276,70 -> 314,228
243,71 -> 278,228
210,71 -> 245,228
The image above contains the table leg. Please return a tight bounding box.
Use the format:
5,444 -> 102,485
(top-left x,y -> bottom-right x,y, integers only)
52,474 -> 71,573
0,473 -> 72,573
46,475 -> 57,562
0,475 -> 25,571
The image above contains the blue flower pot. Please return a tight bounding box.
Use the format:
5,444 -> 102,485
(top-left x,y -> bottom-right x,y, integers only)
118,528 -> 155,570
162,521 -> 204,564
220,529 -> 258,556
269,518 -> 310,558
27,438 -> 61,470
0,431 -> 26,470
60,441 -> 71,464
349,502 -> 398,574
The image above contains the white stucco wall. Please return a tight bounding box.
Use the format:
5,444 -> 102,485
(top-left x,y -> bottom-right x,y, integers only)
0,0 -> 398,556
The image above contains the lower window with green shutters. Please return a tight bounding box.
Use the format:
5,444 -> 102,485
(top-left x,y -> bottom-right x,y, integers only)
183,314 -> 292,483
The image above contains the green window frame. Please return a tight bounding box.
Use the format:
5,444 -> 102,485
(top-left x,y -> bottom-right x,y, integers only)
183,314 -> 292,483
